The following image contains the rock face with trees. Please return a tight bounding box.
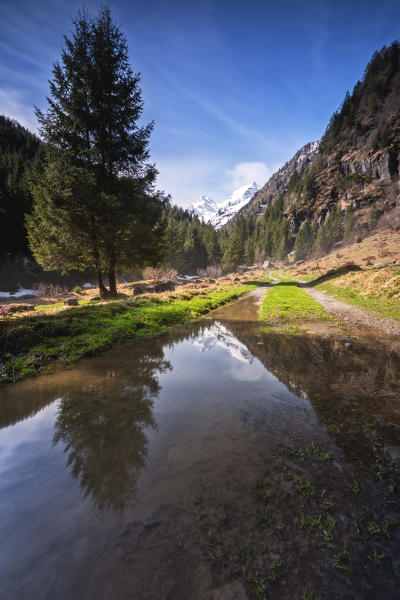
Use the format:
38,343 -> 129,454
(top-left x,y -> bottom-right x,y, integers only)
27,7 -> 166,297
225,42 -> 400,263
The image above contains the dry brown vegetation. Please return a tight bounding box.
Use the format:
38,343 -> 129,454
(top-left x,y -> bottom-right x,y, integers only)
0,271 -> 266,319
288,228 -> 400,278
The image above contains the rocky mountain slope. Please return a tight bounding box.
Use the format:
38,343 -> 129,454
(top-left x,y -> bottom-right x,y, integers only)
233,142 -> 320,223
188,182 -> 259,229
227,42 -> 400,260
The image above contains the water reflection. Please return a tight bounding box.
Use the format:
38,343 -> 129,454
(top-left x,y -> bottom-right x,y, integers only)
1,316 -> 400,599
53,353 -> 171,512
223,320 -> 400,475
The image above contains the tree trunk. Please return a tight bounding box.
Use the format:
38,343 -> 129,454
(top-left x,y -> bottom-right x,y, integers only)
108,252 -> 118,297
97,269 -> 109,298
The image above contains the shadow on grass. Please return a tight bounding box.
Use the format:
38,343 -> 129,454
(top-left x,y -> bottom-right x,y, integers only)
307,263 -> 362,287
242,280 -> 272,287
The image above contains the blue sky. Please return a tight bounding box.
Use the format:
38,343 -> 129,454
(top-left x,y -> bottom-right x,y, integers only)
0,0 -> 398,206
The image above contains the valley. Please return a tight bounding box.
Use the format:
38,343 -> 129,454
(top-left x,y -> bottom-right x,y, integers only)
1,5 -> 400,600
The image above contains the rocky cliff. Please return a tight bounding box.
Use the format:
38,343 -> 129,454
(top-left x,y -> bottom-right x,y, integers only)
234,141 -> 320,222
231,42 -> 400,241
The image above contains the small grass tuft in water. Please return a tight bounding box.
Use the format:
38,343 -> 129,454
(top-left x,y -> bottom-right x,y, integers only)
332,543 -> 351,571
302,588 -> 321,600
368,546 -> 385,566
296,476 -> 317,500
248,572 -> 266,599
266,557 -> 284,581
348,480 -> 362,496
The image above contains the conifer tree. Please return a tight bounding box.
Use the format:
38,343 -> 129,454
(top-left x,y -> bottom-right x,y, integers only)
183,222 -> 208,272
221,226 -> 244,272
314,206 -> 343,256
27,7 -> 165,297
294,220 -> 316,260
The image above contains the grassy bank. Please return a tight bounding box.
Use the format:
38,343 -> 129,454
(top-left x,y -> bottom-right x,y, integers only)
260,282 -> 332,332
0,283 -> 255,383
311,266 -> 400,322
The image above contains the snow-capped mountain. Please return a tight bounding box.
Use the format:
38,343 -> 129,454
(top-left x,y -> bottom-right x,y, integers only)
188,182 -> 259,229
210,182 -> 259,229
193,323 -> 254,364
187,195 -> 218,223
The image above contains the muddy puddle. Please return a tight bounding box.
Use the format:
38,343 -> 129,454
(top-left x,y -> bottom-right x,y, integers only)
1,291 -> 400,599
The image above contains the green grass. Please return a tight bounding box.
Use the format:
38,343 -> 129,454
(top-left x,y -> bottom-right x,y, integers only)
34,302 -> 65,311
0,284 -> 254,383
34,299 -> 93,311
259,283 -> 331,328
314,281 -> 400,321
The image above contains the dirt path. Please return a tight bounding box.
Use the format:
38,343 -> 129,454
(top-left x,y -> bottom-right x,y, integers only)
304,286 -> 400,336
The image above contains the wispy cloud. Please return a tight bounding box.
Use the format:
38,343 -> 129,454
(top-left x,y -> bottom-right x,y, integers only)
0,40 -> 47,70
0,88 -> 37,131
159,70 -> 270,147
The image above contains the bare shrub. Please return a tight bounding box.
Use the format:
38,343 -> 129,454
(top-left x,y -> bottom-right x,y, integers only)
197,264 -> 223,278
33,282 -> 70,297
142,266 -> 178,281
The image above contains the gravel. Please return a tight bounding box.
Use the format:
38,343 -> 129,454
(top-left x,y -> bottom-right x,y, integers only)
304,287 -> 400,336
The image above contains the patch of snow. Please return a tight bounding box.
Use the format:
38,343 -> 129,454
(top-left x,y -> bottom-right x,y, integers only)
0,287 -> 37,298
82,283 -> 93,288
176,275 -> 199,281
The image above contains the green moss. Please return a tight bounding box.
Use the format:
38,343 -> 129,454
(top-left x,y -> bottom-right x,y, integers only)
1,284 -> 254,384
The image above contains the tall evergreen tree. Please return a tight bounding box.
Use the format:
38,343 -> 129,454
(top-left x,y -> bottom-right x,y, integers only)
221,225 -> 244,272
294,220 -> 316,260
183,222 -> 208,272
314,206 -> 344,256
27,7 -> 165,297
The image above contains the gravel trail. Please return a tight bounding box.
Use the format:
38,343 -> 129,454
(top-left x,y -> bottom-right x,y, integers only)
304,286 -> 400,336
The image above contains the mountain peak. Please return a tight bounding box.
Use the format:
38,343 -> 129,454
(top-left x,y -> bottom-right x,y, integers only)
187,195 -> 218,222
188,182 -> 259,229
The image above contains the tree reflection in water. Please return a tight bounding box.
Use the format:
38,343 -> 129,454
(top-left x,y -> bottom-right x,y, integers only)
53,353 -> 171,512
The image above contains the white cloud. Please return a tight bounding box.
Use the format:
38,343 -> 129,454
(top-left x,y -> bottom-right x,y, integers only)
156,157 -> 276,209
155,155 -> 225,207
224,161 -> 271,191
